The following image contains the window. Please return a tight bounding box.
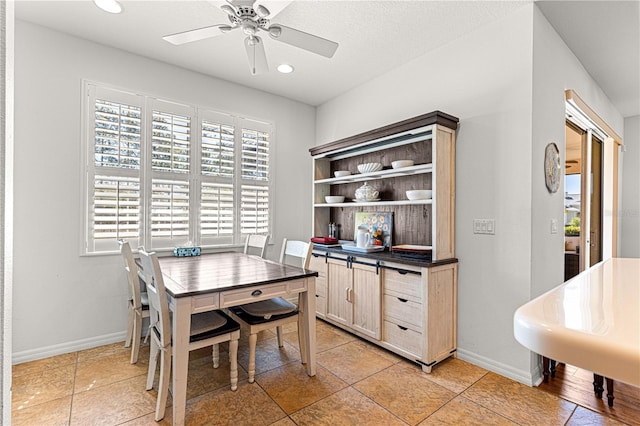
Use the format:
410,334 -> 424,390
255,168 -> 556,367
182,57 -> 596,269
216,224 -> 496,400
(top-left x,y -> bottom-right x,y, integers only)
83,82 -> 273,254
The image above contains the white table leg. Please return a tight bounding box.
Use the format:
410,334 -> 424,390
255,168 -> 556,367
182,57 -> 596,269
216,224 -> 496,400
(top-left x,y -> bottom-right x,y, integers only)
171,296 -> 192,426
301,277 -> 317,376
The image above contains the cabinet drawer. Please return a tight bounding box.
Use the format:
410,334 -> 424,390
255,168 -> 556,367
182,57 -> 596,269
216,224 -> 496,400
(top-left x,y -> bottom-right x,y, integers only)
383,320 -> 422,356
384,294 -> 422,330
308,255 -> 327,278
383,269 -> 422,302
191,293 -> 220,313
220,281 -> 299,307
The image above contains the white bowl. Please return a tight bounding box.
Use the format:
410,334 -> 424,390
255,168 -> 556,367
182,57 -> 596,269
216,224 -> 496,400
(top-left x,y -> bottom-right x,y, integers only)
392,160 -> 414,169
334,170 -> 351,178
357,162 -> 383,174
406,190 -> 432,200
325,195 -> 345,203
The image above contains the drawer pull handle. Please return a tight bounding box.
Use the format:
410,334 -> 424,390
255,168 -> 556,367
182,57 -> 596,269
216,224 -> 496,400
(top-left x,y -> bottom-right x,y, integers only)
397,325 -> 408,331
251,289 -> 262,297
397,297 -> 408,303
397,270 -> 409,275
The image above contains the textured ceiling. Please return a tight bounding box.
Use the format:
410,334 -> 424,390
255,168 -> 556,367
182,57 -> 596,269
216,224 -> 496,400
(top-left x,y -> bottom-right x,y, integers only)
15,1 -> 639,116
15,0 -> 527,106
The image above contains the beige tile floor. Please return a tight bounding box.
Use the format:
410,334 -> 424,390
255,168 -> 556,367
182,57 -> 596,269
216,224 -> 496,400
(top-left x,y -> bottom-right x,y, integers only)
11,319 -> 632,426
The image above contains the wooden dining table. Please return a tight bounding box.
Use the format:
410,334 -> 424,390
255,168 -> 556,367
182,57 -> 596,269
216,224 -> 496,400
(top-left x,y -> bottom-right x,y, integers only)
157,252 -> 318,426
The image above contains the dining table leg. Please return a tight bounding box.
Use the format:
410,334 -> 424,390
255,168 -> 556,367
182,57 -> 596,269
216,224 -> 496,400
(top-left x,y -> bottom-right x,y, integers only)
301,277 -> 317,376
171,296 -> 192,426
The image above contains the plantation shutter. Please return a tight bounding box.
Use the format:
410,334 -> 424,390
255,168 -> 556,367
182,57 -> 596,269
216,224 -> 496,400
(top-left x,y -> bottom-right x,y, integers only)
240,120 -> 271,236
83,82 -> 275,254
149,100 -> 193,249
199,110 -> 236,245
87,85 -> 143,253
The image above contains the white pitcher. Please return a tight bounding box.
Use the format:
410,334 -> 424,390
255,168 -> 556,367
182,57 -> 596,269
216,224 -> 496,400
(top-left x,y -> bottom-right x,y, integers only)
356,229 -> 370,248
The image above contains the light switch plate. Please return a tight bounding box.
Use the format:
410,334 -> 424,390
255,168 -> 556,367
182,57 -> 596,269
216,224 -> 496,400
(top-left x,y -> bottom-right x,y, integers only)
551,219 -> 558,234
473,219 -> 495,235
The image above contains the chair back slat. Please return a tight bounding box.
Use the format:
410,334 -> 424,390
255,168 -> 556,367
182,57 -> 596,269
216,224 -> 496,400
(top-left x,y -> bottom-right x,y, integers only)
119,240 -> 144,310
138,248 -> 171,348
279,238 -> 313,269
244,234 -> 269,258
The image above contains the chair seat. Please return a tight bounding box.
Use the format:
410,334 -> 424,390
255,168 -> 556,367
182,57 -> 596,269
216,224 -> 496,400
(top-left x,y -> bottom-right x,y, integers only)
189,310 -> 240,343
240,297 -> 296,319
230,302 -> 298,326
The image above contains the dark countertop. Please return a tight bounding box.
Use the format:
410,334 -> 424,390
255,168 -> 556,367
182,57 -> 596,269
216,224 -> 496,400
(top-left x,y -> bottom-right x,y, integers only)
312,245 -> 458,269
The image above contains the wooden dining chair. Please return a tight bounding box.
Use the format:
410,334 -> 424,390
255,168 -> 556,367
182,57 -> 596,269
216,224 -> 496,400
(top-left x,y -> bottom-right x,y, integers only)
243,234 -> 269,258
138,248 -> 241,421
119,240 -> 150,364
229,239 -> 313,383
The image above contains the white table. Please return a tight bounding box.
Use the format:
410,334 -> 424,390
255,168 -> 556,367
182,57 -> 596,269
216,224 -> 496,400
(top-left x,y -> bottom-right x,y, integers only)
514,257 -> 640,387
159,252 -> 318,426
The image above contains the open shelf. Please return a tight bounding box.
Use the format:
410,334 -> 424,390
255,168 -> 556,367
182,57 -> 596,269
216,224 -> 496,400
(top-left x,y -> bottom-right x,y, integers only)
315,163 -> 433,185
315,199 -> 432,207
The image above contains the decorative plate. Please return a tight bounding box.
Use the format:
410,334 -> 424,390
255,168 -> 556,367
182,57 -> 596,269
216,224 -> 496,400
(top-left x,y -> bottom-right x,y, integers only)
544,142 -> 560,193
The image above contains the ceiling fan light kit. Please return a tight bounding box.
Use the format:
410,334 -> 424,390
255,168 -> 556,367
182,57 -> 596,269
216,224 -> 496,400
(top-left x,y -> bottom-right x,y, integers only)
162,0 -> 339,75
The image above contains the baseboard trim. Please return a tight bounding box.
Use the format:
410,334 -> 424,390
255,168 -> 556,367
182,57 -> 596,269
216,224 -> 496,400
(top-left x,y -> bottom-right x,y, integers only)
457,348 -> 538,386
12,331 -> 128,365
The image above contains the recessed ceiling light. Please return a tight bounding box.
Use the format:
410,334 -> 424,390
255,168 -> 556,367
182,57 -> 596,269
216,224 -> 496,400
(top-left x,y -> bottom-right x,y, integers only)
277,64 -> 294,74
94,0 -> 123,14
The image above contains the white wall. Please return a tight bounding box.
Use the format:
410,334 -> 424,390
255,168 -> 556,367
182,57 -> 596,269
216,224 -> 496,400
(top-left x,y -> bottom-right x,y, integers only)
1,1 -> 15,422
620,115 -> 640,257
12,21 -> 316,361
316,3 -> 626,385
317,4 -> 535,383
530,7 -> 624,297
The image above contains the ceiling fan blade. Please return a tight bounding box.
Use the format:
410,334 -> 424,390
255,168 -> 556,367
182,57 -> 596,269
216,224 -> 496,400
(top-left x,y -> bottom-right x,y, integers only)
268,24 -> 338,58
163,24 -> 233,45
256,1 -> 291,19
244,36 -> 269,75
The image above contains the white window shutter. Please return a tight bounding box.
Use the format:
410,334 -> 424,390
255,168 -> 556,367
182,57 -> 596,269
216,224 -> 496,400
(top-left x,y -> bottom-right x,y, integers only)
91,176 -> 140,251
151,111 -> 191,173
150,179 -> 190,247
241,128 -> 269,181
202,120 -> 234,177
84,82 -> 275,254
240,184 -> 269,235
200,183 -> 234,245
94,99 -> 142,169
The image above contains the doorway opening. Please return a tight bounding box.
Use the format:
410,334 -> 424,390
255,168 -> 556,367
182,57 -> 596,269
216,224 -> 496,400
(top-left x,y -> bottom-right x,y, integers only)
564,102 -> 608,279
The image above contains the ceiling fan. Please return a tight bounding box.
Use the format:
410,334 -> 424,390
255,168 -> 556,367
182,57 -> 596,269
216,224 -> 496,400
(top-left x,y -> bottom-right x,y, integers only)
162,0 -> 339,75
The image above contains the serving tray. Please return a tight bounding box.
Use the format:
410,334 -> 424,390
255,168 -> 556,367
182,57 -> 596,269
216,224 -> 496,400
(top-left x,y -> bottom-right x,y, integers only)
341,244 -> 385,253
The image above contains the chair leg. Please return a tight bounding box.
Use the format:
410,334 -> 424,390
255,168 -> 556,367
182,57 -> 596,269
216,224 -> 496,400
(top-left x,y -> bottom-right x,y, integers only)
229,337 -> 239,391
130,312 -> 142,364
276,326 -> 284,347
212,343 -> 220,368
125,303 -> 134,348
146,337 -> 159,391
248,333 -> 257,383
155,349 -> 171,421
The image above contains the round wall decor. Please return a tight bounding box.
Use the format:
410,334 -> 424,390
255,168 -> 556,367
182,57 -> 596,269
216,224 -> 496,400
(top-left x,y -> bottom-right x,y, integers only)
544,142 -> 560,193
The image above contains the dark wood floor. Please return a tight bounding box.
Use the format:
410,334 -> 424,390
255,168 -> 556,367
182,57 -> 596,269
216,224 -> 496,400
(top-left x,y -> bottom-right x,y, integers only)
538,363 -> 640,426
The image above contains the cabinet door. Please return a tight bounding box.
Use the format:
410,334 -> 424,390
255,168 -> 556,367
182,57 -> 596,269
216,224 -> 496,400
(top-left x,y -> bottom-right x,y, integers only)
326,258 -> 351,326
351,263 -> 381,339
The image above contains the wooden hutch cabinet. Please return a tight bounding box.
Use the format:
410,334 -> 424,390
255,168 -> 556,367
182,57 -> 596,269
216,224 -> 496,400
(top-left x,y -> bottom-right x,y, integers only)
308,111 -> 458,373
